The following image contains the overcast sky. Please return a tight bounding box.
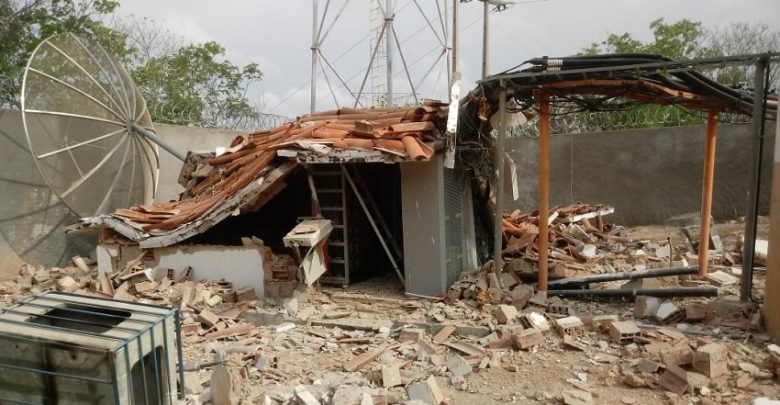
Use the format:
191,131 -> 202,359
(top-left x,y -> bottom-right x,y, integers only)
114,0 -> 780,118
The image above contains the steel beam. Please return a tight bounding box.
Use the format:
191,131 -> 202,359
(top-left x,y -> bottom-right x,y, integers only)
741,55 -> 769,301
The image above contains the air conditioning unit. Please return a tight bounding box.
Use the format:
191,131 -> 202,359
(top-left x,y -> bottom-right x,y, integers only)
0,291 -> 184,404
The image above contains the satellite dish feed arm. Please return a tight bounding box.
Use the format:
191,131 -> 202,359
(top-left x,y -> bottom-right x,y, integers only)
129,122 -> 186,162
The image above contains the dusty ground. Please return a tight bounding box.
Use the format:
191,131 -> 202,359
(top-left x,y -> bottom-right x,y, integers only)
0,220 -> 777,404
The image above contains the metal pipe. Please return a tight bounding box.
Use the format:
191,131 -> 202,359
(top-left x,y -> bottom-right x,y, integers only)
741,55 -> 769,301
547,266 -> 700,290
311,0 -> 319,113
492,83 -> 507,289
699,110 -> 718,276
481,0 -> 489,79
385,0 -> 393,106
765,74 -> 780,338
548,287 -> 718,299
537,90 -> 551,292
130,122 -> 186,162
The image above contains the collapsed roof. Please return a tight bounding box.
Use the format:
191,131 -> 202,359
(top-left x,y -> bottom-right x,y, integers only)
72,102 -> 449,248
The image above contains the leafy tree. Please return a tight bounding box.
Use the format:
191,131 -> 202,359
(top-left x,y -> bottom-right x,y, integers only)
0,2 -> 265,130
582,18 -> 706,60
130,41 -> 263,128
0,0 -> 130,109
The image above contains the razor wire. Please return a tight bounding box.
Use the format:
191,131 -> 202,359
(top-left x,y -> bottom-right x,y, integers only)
508,104 -> 752,138
145,98 -> 292,132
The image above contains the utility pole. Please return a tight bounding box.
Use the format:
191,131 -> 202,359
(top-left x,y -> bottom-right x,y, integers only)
385,0 -> 394,106
451,0 -> 459,81
481,0 -> 489,78
310,0 -> 318,113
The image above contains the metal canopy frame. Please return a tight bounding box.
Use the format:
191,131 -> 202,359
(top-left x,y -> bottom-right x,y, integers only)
481,53 -> 779,300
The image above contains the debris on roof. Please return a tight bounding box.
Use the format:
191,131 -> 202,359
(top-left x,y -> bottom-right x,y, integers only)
70,101 -> 448,247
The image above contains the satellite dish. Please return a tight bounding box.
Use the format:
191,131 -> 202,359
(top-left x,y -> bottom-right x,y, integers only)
20,32 -> 183,217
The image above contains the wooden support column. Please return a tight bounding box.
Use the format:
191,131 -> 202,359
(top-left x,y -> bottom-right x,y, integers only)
765,85 -> 780,337
492,83 -> 507,287
536,90 -> 550,292
698,110 -> 718,276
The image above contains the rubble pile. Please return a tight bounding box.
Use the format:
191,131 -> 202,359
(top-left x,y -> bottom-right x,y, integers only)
0,219 -> 778,404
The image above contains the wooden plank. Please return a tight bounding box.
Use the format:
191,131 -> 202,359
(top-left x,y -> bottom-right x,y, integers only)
343,343 -> 390,372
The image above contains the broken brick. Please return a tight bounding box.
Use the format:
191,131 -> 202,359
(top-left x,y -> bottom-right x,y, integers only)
493,304 -> 518,324
399,328 -> 425,343
512,328 -> 543,350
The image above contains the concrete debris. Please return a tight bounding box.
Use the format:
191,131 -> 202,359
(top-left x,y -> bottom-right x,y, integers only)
0,213 -> 775,403
692,343 -> 727,378
705,270 -> 738,287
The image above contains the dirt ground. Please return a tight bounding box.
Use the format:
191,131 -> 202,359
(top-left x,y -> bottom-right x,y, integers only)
0,219 -> 777,404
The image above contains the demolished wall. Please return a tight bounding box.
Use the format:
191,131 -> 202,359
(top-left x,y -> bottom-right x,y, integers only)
507,123 -> 776,226
0,108 -> 239,272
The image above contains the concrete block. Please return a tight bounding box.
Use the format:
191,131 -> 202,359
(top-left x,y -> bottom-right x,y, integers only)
591,314 -> 619,330
509,284 -> 534,309
555,316 -> 584,337
445,354 -> 472,378
692,343 -> 727,378
608,321 -> 641,344
658,364 -> 691,395
660,345 -> 694,366
655,302 -> 685,324
399,328 -> 425,343
493,305 -> 518,324
685,304 -> 709,322
705,271 -> 738,287
294,385 -> 321,405
512,328 -> 543,350
518,311 -> 550,332
634,296 -> 661,319
382,365 -> 402,388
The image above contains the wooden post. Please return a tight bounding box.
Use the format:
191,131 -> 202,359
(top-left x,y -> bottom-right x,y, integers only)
536,90 -> 550,292
698,110 -> 718,276
492,83 -> 507,287
764,77 -> 780,338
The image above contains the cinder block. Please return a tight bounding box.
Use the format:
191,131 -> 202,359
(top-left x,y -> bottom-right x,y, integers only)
554,316 -> 584,337
608,321 -> 641,344
518,311 -> 550,332
655,302 -> 685,324
512,328 -> 543,350
692,343 -> 727,378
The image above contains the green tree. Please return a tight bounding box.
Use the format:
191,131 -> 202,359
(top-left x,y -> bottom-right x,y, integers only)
0,0 -> 130,109
130,41 -> 263,128
582,18 -> 706,60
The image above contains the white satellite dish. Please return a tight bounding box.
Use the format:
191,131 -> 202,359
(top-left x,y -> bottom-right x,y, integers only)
21,32 -> 184,217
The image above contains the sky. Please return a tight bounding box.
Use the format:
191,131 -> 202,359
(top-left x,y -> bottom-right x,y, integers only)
113,0 -> 780,118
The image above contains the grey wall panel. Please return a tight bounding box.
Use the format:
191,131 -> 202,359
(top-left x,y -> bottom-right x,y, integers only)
507,123 -> 776,226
